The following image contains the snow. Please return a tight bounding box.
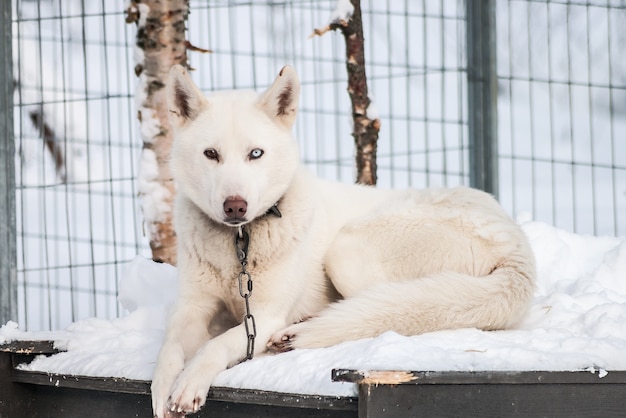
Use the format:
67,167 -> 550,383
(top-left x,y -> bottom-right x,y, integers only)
135,77 -> 162,144
2,220 -> 625,397
135,3 -> 150,29
366,95 -> 379,121
137,148 -> 173,229
329,0 -> 354,25
310,0 -> 354,38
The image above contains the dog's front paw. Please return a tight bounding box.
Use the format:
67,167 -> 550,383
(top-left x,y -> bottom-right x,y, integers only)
152,365 -> 185,417
166,363 -> 216,415
152,404 -> 185,418
153,385 -> 185,418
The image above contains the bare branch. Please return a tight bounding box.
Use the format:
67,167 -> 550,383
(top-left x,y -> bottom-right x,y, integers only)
184,40 -> 212,54
310,0 -> 380,185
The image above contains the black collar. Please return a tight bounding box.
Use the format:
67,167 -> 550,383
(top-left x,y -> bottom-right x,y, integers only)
265,203 -> 282,218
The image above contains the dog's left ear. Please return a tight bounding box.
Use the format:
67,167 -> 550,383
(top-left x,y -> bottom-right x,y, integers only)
166,64 -> 208,128
258,66 -> 300,129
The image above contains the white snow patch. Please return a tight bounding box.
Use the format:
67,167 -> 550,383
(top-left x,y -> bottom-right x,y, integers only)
137,148 -> 172,230
366,95 -> 379,121
137,104 -> 162,144
329,0 -> 354,25
118,256 -> 178,313
136,3 -> 150,29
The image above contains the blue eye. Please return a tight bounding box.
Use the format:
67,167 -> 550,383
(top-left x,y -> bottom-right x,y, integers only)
249,148 -> 264,160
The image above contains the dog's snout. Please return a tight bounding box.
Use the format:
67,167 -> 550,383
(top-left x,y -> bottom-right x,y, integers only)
223,196 -> 248,219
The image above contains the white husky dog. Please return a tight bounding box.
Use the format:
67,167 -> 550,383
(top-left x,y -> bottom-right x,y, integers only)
151,64 -> 536,417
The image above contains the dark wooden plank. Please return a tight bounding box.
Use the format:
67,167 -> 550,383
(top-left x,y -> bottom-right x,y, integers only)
0,348 -> 37,417
0,340 -> 59,355
207,387 -> 356,411
11,369 -> 357,412
333,369 -> 626,385
27,384 -> 355,418
332,370 -> 626,418
11,369 -> 152,394
357,381 -> 626,418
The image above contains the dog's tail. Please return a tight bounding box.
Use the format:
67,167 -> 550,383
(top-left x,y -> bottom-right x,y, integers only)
277,248 -> 536,350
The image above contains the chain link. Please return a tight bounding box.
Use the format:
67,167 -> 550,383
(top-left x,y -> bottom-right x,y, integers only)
235,226 -> 256,360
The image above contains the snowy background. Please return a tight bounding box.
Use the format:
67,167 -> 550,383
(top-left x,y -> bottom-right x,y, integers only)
4,0 -> 625,390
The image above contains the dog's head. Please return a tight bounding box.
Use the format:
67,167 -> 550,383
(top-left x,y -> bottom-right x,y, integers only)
166,65 -> 301,227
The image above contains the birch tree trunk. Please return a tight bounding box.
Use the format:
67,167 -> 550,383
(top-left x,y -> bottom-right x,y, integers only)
126,0 -> 189,265
312,0 -> 380,185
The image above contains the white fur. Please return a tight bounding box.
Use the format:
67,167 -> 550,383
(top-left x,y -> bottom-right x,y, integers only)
151,65 -> 536,417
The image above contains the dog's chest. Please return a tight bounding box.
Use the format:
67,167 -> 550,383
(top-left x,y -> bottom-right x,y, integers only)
209,253 -> 272,321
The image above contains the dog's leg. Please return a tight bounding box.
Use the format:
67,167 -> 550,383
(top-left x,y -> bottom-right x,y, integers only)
152,301 -> 213,418
165,312 -> 289,415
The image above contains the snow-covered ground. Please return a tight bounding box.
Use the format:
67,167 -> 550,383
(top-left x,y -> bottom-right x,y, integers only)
2,220 -> 625,397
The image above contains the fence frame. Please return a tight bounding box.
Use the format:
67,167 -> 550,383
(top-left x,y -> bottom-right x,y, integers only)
466,0 -> 498,197
0,0 -> 16,327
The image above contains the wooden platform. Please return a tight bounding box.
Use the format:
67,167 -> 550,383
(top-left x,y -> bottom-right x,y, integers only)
333,369 -> 626,417
1,341 -> 625,417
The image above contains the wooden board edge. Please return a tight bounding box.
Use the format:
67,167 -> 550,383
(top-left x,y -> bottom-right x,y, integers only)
11,368 -> 357,411
332,369 -> 626,385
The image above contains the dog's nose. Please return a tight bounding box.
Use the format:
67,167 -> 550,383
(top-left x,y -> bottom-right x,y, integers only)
223,196 -> 248,219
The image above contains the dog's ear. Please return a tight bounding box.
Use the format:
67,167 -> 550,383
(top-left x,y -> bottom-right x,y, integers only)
166,64 -> 207,127
258,66 -> 300,129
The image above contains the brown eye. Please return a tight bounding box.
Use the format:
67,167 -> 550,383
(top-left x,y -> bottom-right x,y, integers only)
204,148 -> 219,161
249,148 -> 264,160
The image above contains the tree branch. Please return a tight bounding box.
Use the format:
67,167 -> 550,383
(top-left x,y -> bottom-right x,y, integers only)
311,0 -> 380,185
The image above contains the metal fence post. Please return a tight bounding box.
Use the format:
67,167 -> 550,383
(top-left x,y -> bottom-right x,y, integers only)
0,0 -> 16,326
466,0 -> 498,197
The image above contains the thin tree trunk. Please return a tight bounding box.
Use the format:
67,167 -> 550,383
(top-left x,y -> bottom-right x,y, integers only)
126,0 -> 189,265
312,0 -> 380,185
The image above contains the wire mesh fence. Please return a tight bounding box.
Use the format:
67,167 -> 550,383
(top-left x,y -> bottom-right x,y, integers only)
4,0 -> 625,331
497,0 -> 626,237
185,0 -> 469,188
12,0 -> 145,330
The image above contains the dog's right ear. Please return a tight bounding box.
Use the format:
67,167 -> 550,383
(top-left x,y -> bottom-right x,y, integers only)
166,64 -> 207,128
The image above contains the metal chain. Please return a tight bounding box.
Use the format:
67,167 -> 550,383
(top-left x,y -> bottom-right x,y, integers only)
235,226 -> 256,360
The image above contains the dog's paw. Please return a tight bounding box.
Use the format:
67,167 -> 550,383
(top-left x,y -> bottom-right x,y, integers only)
152,406 -> 185,418
152,380 -> 171,416
152,392 -> 185,418
267,325 -> 301,353
166,364 -> 214,415
152,364 -> 184,418
167,383 -> 208,415
267,334 -> 294,353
